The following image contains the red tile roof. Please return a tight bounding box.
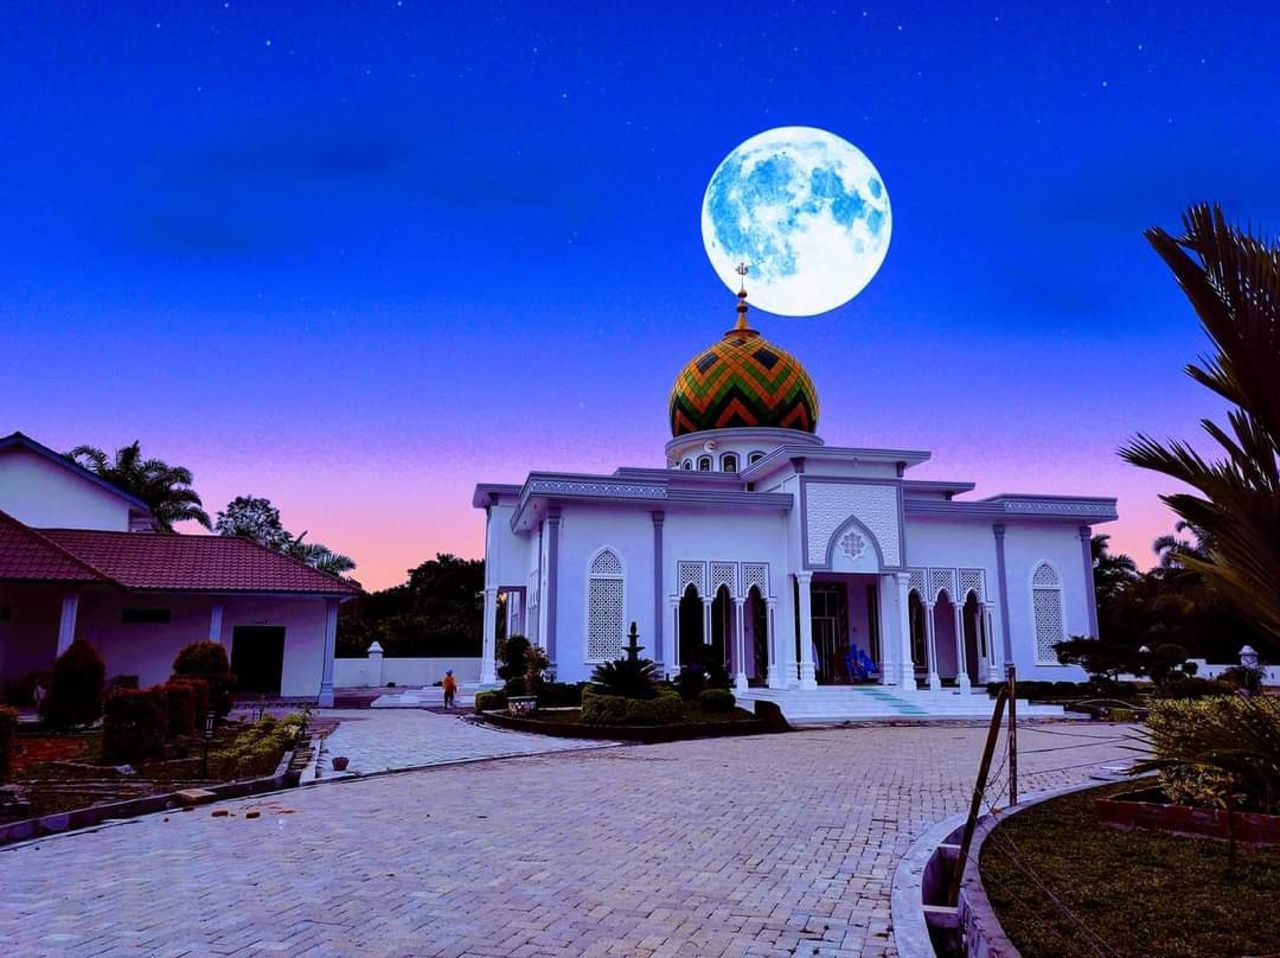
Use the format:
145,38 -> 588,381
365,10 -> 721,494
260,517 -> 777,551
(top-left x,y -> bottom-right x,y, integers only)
0,511 -> 108,583
3,519 -> 360,594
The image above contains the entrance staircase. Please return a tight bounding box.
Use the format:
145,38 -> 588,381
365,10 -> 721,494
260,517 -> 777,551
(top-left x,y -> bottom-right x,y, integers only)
737,685 -> 1065,723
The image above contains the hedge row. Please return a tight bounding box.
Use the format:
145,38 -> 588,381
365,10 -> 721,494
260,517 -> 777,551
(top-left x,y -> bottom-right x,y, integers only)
102,678 -> 212,764
580,687 -> 686,726
0,705 -> 18,783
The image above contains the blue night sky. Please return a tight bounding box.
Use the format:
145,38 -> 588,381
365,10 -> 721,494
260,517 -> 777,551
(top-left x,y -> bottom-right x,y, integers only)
4,1 -> 1278,588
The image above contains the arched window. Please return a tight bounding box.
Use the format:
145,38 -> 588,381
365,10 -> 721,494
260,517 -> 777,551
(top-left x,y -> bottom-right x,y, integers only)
587,549 -> 625,661
681,459 -> 692,470
1031,562 -> 1064,663
748,451 -> 765,465
721,453 -> 738,473
697,456 -> 712,471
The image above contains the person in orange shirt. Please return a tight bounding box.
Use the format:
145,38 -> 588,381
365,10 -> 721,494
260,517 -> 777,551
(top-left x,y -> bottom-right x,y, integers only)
442,670 -> 458,709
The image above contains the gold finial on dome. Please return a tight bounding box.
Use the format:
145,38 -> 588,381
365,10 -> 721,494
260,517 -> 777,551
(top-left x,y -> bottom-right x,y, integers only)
734,262 -> 750,331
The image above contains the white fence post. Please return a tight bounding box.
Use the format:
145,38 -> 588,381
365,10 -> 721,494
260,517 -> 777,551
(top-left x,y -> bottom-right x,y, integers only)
367,641 -> 384,688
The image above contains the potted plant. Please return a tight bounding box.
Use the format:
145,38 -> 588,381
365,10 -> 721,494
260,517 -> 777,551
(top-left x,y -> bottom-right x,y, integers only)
330,755 -> 349,771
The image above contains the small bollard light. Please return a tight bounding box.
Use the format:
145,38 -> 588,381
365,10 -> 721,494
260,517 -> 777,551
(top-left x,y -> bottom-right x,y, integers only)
202,709 -> 216,778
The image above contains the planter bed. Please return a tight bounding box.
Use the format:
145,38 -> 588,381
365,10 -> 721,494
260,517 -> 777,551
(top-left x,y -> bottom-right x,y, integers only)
0,748 -> 298,847
978,781 -> 1280,958
478,708 -> 778,743
1097,786 -> 1280,847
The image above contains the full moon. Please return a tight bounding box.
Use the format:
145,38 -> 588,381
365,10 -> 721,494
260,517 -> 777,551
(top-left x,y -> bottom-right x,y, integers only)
701,127 -> 892,317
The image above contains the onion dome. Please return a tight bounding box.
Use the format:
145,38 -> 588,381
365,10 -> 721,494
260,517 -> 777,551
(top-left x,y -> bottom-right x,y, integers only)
668,281 -> 820,437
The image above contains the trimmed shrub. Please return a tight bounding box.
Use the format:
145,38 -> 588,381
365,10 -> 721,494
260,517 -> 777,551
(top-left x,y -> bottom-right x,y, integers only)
1219,665 -> 1265,695
474,690 -> 508,714
162,681 -> 198,736
698,688 -> 735,713
497,635 -> 532,693
674,665 -> 707,701
169,676 -> 210,722
581,687 -> 685,726
1137,697 -> 1280,813
1154,676 -> 1232,700
172,641 -> 235,717
102,687 -> 168,763
0,705 -> 18,783
41,639 -> 107,729
537,682 -> 585,708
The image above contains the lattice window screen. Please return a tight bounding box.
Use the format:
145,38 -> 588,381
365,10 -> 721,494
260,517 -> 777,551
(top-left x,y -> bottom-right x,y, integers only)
591,550 -> 623,576
677,561 -> 705,596
929,568 -> 956,603
710,561 -> 738,597
587,577 -> 625,661
1031,563 -> 1063,662
958,568 -> 987,603
908,568 -> 927,596
1032,563 -> 1060,587
742,562 -> 770,596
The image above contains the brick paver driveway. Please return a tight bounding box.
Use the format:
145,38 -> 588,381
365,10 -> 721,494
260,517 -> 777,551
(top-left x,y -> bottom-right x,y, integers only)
0,721 -> 1133,958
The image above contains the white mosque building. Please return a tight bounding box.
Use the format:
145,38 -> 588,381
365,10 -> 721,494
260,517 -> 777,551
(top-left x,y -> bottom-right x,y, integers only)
473,285 -> 1116,717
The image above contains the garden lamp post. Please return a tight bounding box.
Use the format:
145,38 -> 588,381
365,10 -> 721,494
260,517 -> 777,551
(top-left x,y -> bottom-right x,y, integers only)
201,709 -> 216,778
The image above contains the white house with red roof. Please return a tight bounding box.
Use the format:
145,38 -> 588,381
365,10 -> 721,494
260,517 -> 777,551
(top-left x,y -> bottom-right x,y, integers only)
0,432 -> 358,705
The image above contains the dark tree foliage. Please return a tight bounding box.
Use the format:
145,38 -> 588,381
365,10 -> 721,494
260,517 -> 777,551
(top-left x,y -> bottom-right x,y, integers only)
41,639 -> 106,729
336,553 -> 485,658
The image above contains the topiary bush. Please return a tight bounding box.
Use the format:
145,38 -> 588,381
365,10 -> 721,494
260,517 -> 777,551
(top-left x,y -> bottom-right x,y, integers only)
41,639 -> 106,729
169,676 -> 210,722
0,705 -> 18,783
102,687 -> 168,763
162,681 -> 198,736
674,665 -> 707,701
698,688 -> 735,713
497,635 -> 532,694
474,690 -> 508,714
172,641 -> 235,717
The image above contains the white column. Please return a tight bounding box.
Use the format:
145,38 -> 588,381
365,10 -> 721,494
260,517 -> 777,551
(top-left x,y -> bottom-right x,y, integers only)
209,602 -> 224,647
366,640 -> 385,687
982,605 -> 1001,682
954,602 -> 972,692
57,591 -> 79,656
508,592 -> 522,637
895,573 -> 915,690
318,597 -> 339,707
924,601 -> 941,691
481,586 -> 499,685
668,596 -> 680,676
733,597 -> 747,692
796,572 -> 816,689
765,597 -> 782,688
702,597 -> 712,648
876,575 -> 896,686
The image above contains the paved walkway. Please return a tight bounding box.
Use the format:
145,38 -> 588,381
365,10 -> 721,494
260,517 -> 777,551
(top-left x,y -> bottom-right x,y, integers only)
314,709 -> 612,778
0,721 -> 1135,958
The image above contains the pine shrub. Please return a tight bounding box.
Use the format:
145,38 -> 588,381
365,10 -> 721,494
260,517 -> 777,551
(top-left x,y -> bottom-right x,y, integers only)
0,705 -> 18,783
102,687 -> 168,763
172,641 -> 235,717
41,639 -> 106,729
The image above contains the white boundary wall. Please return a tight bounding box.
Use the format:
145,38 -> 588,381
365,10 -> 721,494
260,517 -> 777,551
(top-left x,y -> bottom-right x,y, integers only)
334,656 -> 481,688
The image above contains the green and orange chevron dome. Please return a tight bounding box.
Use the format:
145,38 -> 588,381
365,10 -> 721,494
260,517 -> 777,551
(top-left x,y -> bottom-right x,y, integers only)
668,296 -> 820,437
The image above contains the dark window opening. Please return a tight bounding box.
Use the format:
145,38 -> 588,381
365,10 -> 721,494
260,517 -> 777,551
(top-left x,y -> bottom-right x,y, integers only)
123,608 -> 171,624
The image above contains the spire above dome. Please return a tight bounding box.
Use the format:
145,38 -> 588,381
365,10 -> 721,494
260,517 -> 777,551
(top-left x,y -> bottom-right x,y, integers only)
668,278 -> 820,437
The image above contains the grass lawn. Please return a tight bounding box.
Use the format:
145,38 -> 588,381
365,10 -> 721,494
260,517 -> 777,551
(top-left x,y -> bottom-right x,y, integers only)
981,781 -> 1280,958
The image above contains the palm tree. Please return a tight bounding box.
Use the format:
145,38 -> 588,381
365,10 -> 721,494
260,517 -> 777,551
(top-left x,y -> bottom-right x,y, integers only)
1152,520 -> 1210,570
1091,534 -> 1138,608
283,532 -> 356,578
68,441 -> 211,532
1121,204 -> 1280,641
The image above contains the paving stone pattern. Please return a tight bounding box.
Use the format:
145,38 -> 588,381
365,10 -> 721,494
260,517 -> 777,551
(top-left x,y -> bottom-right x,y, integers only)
318,710 -> 611,777
0,721 -> 1133,958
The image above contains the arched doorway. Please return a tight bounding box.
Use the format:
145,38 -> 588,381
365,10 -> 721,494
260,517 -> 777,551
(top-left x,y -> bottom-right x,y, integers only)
933,593 -> 958,683
908,590 -> 927,685
963,593 -> 983,686
747,586 -> 768,685
678,584 -> 704,667
709,585 -> 732,681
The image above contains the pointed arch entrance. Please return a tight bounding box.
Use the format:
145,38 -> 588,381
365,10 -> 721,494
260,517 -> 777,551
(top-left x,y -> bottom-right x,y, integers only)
678,584 -> 704,667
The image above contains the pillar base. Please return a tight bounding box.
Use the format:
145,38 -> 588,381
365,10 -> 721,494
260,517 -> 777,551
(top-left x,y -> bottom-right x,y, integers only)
766,665 -> 782,689
734,673 -> 748,693
928,673 -> 942,692
957,675 -> 973,693
894,664 -> 917,690
317,686 -> 334,708
799,663 -> 817,690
